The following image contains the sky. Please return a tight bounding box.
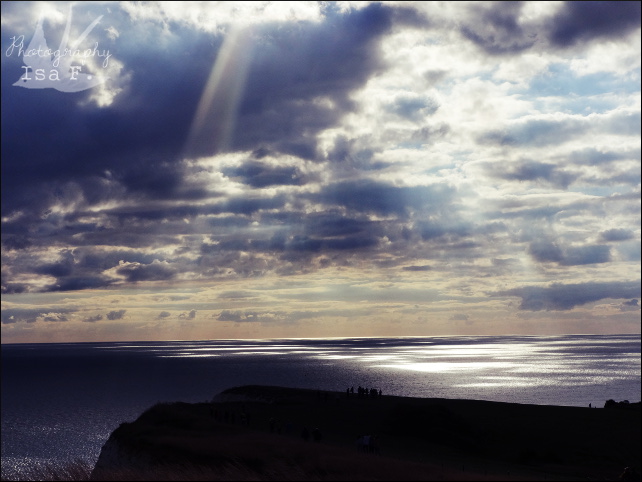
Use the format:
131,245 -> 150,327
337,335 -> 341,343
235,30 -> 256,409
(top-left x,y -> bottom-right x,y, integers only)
1,1 -> 640,343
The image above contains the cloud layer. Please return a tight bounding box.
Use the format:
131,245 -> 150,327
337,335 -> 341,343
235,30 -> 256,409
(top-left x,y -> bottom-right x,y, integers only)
1,1 -> 640,342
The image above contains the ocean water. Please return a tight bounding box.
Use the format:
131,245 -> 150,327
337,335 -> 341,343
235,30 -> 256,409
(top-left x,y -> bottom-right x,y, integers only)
1,334 -> 640,479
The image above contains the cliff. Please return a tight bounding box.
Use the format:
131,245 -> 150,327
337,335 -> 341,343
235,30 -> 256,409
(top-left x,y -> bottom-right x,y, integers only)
91,385 -> 641,481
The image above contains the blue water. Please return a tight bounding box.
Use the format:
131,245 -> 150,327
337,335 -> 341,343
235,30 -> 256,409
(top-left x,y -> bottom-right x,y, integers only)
1,334 -> 640,479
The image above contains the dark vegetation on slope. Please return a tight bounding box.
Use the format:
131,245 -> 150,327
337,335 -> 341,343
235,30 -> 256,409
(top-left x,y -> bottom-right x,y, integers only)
82,385 -> 640,481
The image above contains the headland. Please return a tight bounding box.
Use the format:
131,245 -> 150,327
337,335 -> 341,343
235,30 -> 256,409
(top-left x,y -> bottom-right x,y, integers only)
91,385 -> 641,481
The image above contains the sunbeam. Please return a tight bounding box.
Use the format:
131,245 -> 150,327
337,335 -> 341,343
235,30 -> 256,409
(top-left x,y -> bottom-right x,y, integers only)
184,27 -> 254,158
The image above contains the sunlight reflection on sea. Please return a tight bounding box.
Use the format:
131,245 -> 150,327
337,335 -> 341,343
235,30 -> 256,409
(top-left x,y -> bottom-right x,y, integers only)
2,334 -> 640,480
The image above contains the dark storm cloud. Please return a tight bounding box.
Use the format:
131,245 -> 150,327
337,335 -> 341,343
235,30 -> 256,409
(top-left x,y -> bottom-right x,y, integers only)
158,311 -> 171,319
223,161 -> 308,188
326,136 -> 383,170
116,162 -> 197,201
216,195 -> 288,216
528,240 -> 563,263
460,1 -> 536,55
548,1 -> 641,48
194,2 -> 398,159
325,235 -> 379,251
459,1 -> 641,55
418,220 -> 471,240
527,241 -> 611,265
1,7 -> 217,217
202,223 -> 381,255
34,249 -> 75,278
599,229 -> 635,242
402,265 -> 432,271
2,244 -> 116,294
2,1 -> 638,313
83,314 -> 103,323
561,245 -> 611,266
42,313 -> 68,322
479,118 -> 586,147
184,310 -> 197,319
106,309 -> 126,320
0,271 -> 29,294
619,299 -> 639,311
48,276 -> 114,292
303,213 -> 380,238
116,260 -> 177,283
2,2 -> 402,218
311,179 -> 455,216
496,280 -> 641,311
484,160 -> 577,188
0,3 -> 430,296
1,309 -> 38,324
388,4 -> 431,28
2,235 -> 32,251
207,216 -> 253,229
73,248 -> 172,271
4,246 -> 176,293
217,310 -> 249,322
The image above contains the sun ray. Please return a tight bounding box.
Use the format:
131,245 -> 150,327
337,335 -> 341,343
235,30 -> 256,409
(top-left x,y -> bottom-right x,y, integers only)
184,27 -> 253,158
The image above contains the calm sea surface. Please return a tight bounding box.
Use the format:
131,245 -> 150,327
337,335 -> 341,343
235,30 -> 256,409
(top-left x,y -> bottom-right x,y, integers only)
1,334 -> 640,479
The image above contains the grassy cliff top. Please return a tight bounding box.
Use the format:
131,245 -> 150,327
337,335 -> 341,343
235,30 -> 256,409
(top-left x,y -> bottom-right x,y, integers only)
91,385 -> 641,481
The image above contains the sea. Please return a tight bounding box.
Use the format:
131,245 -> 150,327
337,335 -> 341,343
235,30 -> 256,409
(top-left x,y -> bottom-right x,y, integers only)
1,334 -> 640,480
